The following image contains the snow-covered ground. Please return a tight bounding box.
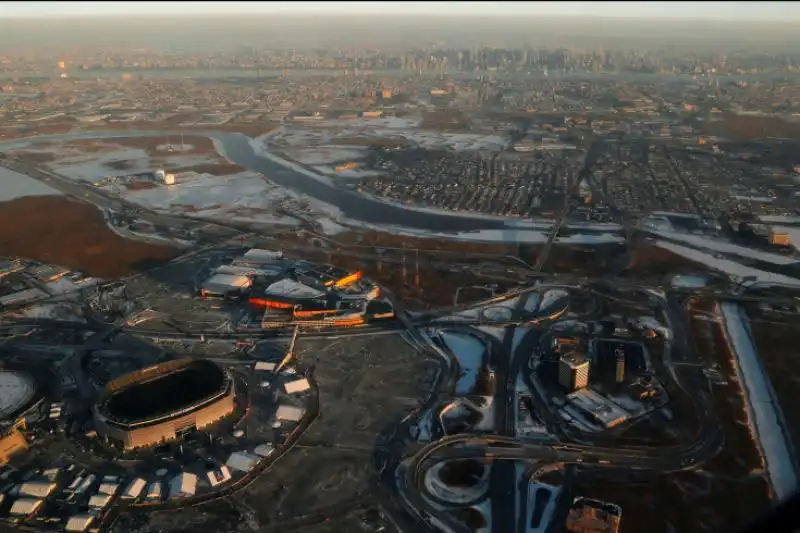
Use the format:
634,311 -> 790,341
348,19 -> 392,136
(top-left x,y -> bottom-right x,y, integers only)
270,117 -> 510,152
655,240 -> 800,287
527,482 -> 561,533
280,146 -> 368,165
649,227 -> 798,266
719,302 -> 797,501
538,290 -> 568,313
46,145 -> 218,183
347,227 -> 624,245
123,170 -> 334,226
671,274 -> 709,289
423,461 -> 490,505
524,293 -> 540,313
17,303 -> 85,323
439,331 -> 486,395
0,166 -> 62,201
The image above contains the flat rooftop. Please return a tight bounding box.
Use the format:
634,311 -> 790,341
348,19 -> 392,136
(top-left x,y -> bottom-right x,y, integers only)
264,278 -> 324,299
566,388 -> 629,428
0,371 -> 36,420
560,351 -> 588,368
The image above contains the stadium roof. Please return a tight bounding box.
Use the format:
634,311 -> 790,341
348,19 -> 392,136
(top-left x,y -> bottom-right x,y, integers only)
265,279 -> 323,299
202,274 -> 252,291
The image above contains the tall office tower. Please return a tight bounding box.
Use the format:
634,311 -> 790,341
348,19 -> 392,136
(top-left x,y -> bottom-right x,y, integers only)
614,350 -> 625,384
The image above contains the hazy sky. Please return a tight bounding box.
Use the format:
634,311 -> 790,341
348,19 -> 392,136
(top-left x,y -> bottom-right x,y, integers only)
1,1 -> 799,21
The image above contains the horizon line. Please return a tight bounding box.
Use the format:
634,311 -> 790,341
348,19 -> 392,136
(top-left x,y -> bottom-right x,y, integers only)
0,12 -> 798,23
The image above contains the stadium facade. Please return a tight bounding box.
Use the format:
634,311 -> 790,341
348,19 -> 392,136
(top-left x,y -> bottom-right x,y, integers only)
92,358 -> 235,450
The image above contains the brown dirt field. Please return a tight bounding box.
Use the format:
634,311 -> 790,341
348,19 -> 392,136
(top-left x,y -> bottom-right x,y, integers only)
62,135 -> 218,157
0,196 -> 180,279
175,162 -> 246,176
420,110 -> 472,133
621,241 -> 703,280
337,231 -> 518,257
0,122 -> 75,140
701,115 -> 800,141
8,150 -> 57,164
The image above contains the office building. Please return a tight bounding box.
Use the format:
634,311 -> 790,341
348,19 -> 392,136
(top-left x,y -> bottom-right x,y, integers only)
559,352 -> 590,391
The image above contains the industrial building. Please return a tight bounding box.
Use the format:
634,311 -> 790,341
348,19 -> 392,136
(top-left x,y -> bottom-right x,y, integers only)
558,352 -> 590,391
566,389 -> 629,429
93,358 -> 235,449
275,404 -> 305,422
65,514 -> 95,532
121,478 -> 146,500
226,451 -> 260,473
206,465 -> 232,487
284,378 -> 311,395
200,273 -> 253,299
169,472 -> 198,499
565,497 -> 622,533
9,497 -> 42,517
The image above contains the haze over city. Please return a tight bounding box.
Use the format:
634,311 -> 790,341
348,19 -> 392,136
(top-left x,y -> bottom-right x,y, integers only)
0,4 -> 797,533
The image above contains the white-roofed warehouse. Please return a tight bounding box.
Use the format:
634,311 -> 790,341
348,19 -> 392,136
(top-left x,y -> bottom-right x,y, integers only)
169,472 -> 198,499
200,274 -> 252,298
9,497 -> 42,516
284,377 -> 311,394
275,404 -> 305,422
65,514 -> 95,532
121,478 -> 146,500
226,451 -> 260,473
17,481 -> 56,498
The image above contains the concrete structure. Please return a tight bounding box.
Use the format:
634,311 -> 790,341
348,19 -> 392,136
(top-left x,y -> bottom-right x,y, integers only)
566,389 -> 629,429
169,472 -> 198,499
614,351 -> 625,385
65,514 -> 95,532
144,482 -> 163,502
558,352 -> 590,391
264,279 -> 324,299
565,497 -> 622,533
284,377 -> 311,394
97,482 -> 119,496
18,481 -> 56,498
93,359 -> 235,450
275,404 -> 305,422
9,497 -> 42,516
206,465 -> 232,487
226,451 -> 260,473
0,430 -> 28,466
241,249 -> 283,263
200,274 -> 252,299
121,478 -> 146,500
88,493 -> 113,510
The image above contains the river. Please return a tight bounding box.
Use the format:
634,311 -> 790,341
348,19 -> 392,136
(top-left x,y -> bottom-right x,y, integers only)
0,130 -> 517,232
